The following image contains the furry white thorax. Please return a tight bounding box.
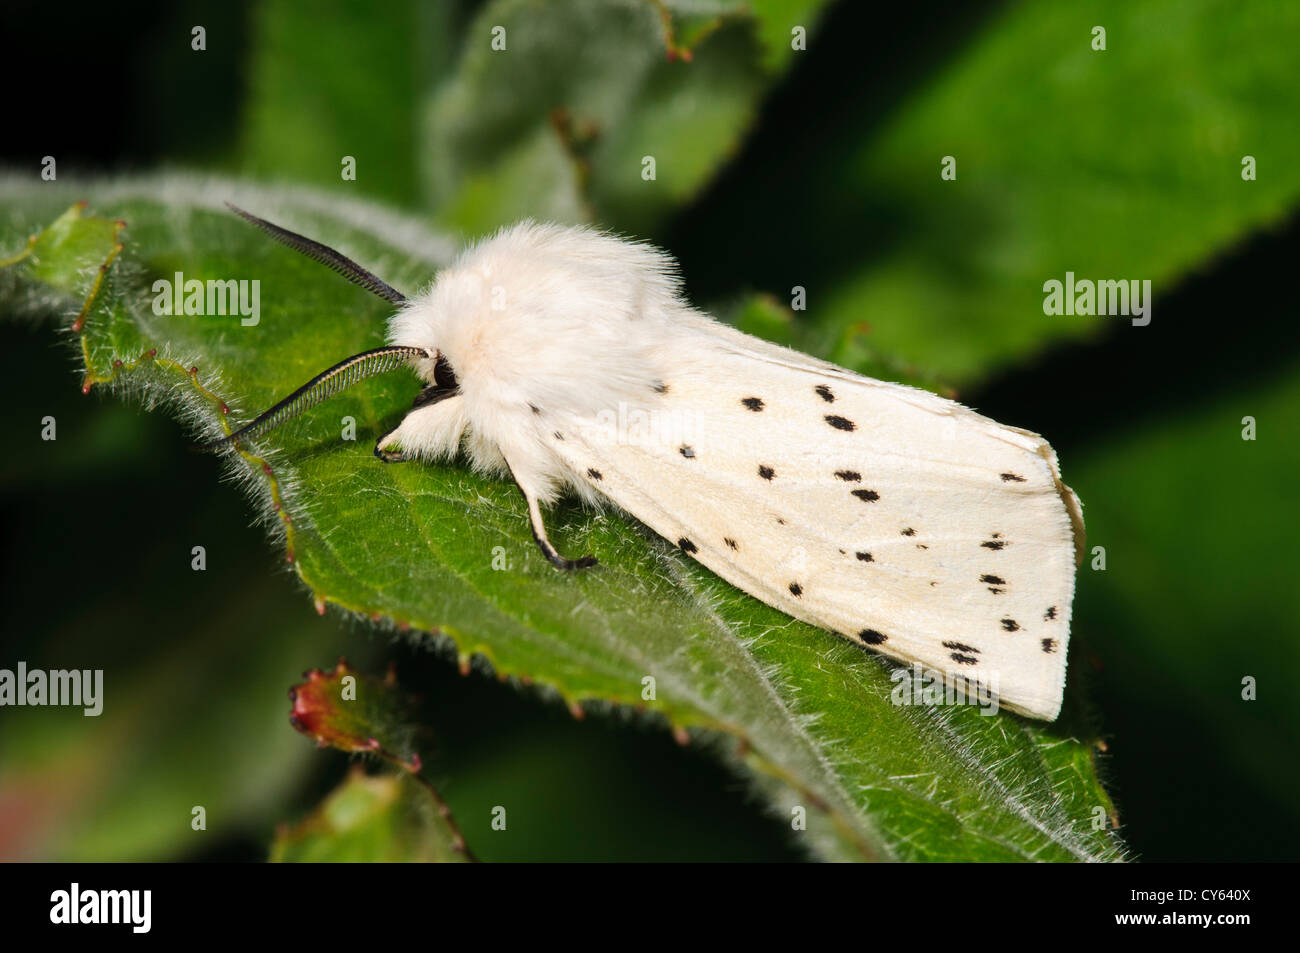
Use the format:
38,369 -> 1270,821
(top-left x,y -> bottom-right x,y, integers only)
386,221 -> 706,504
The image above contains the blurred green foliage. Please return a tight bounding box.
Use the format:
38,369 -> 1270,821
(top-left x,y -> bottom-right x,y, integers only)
270,769 -> 471,863
1,0 -> 1297,861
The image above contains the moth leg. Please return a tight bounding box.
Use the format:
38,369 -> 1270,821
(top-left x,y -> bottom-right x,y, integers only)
512,476 -> 597,570
373,434 -> 413,463
374,384 -> 461,463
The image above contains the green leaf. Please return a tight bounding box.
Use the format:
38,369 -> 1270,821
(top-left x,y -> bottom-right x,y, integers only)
236,0 -> 445,208
0,178 -> 1125,861
277,660 -> 474,862
679,0 -> 1300,386
271,767 -> 472,863
288,660 -> 423,772
425,0 -> 831,236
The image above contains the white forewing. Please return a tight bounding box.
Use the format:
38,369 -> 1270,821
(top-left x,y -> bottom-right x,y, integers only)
549,337 -> 1082,720
382,221 -> 1081,719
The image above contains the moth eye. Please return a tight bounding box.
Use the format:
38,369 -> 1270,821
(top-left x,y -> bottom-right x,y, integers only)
411,354 -> 460,409
433,354 -> 458,390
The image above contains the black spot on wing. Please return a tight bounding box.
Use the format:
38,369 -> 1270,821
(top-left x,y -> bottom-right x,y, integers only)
815,384 -> 835,403
851,489 -> 880,502
679,445 -> 695,458
858,629 -> 887,645
1041,638 -> 1058,654
758,464 -> 775,480
741,396 -> 764,411
724,537 -> 738,550
942,641 -> 980,653
528,403 -> 541,415
981,533 -> 1007,550
653,381 -> 669,394
788,582 -> 803,597
900,527 -> 916,537
855,551 -> 873,562
678,537 -> 697,554
1044,605 -> 1058,621
980,573 -> 1006,594
553,431 -> 564,441
950,653 -> 979,665
834,470 -> 861,482
1000,618 -> 1020,632
825,414 -> 856,431
586,468 -> 602,481
1000,472 -> 1027,483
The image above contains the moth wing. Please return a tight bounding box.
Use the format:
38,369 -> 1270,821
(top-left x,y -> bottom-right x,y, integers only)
550,341 -> 1080,720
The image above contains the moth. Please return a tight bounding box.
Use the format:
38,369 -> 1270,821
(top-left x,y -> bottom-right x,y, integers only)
216,204 -> 1084,720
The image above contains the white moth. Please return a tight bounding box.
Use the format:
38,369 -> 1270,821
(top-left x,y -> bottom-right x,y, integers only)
219,205 -> 1083,721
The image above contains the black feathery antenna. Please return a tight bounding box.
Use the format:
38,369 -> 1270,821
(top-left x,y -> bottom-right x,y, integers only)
226,202 -> 408,304
202,345 -> 433,450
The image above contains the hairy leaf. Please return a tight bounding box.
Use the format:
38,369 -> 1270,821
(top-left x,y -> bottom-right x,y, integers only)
0,177 -> 1125,861
675,0 -> 1300,386
289,660 -> 423,772
271,767 -> 472,863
